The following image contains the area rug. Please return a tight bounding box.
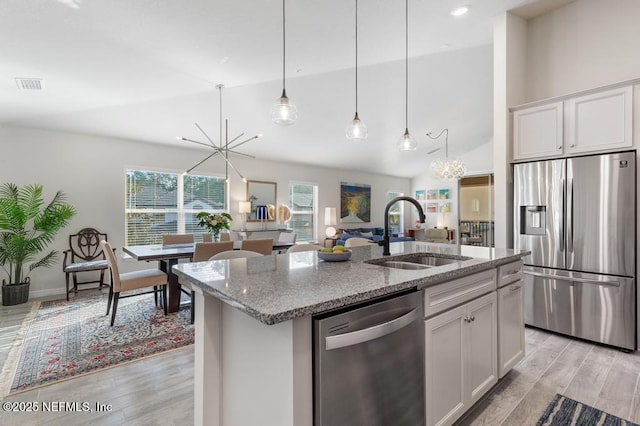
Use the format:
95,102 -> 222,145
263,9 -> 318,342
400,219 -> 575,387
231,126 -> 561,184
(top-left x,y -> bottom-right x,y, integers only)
538,393 -> 639,426
0,292 -> 193,398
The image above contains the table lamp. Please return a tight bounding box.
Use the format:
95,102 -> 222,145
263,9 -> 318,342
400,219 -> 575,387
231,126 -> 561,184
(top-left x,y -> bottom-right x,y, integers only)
325,207 -> 337,238
239,201 -> 251,231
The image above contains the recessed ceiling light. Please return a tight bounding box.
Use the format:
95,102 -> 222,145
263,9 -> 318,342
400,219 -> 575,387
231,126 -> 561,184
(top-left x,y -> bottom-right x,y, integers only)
451,6 -> 469,16
440,44 -> 450,49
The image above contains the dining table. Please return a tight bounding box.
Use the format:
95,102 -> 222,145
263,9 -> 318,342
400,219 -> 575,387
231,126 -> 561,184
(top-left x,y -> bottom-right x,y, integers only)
122,241 -> 295,313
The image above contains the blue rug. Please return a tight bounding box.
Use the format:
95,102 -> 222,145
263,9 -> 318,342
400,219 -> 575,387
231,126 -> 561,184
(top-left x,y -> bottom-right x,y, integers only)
538,394 -> 639,426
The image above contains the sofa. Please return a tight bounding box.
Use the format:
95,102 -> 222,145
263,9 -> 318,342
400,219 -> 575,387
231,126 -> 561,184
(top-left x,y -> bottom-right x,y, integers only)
335,227 -> 414,246
413,228 -> 450,244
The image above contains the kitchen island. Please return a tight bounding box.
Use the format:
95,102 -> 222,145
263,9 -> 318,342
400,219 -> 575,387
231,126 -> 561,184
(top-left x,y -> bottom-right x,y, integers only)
173,241 -> 528,426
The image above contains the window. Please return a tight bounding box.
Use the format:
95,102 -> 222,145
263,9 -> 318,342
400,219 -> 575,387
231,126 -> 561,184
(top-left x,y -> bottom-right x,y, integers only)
288,183 -> 317,242
387,191 -> 404,236
125,169 -> 226,245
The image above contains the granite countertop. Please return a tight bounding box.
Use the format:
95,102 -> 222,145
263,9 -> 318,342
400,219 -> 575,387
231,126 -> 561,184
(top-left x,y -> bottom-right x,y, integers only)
172,241 -> 529,325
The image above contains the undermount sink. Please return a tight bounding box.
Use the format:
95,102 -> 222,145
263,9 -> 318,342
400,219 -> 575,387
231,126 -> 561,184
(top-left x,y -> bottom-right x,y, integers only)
377,261 -> 432,270
367,255 -> 472,270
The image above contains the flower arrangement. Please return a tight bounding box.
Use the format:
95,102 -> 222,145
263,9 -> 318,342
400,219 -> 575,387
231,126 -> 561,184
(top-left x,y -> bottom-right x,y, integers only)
196,211 -> 232,241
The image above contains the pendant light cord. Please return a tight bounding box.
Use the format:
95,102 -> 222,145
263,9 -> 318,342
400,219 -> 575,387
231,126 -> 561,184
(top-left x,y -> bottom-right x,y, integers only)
355,0 -> 359,114
426,128 -> 449,159
404,0 -> 408,130
282,0 -> 286,92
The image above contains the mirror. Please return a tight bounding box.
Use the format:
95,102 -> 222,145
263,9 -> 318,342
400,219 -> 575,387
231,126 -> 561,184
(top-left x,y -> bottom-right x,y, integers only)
246,180 -> 277,222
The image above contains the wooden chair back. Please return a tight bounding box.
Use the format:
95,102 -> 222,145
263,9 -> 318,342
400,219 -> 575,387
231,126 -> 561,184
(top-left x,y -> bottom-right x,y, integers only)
278,232 -> 297,244
68,228 -> 107,261
240,238 -> 274,255
162,234 -> 194,245
193,242 -> 235,262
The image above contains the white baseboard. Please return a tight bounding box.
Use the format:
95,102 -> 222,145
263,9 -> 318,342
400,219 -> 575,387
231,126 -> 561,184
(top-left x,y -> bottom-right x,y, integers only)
0,287 -> 65,303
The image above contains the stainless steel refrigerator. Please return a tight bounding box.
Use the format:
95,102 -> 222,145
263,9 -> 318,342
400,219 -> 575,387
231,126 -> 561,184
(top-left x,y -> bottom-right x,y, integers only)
514,151 -> 636,350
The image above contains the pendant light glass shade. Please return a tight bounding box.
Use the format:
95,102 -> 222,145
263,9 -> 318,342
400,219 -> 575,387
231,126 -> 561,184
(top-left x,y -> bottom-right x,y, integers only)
346,0 -> 367,140
346,112 -> 368,139
272,0 -> 297,126
271,89 -> 298,125
397,128 -> 417,151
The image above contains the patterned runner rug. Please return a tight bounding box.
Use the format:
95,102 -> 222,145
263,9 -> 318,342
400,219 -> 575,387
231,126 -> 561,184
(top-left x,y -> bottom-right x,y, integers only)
538,393 -> 639,426
0,292 -> 193,398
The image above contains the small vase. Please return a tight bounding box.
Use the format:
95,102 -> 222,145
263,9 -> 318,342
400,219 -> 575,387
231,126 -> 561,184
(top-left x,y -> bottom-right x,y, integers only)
212,230 -> 220,242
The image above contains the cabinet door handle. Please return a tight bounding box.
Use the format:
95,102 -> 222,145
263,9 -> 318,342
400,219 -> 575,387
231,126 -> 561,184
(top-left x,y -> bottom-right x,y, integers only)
510,285 -> 521,291
570,143 -> 575,147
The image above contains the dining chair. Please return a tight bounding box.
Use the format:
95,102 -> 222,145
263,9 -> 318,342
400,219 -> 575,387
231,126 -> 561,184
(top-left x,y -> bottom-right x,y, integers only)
287,243 -> 323,253
62,227 -> 110,301
162,234 -> 194,245
344,237 -> 372,248
202,233 -> 213,242
172,241 -> 235,324
101,240 -> 168,327
277,232 -> 297,244
160,234 -> 195,308
220,232 -> 231,242
240,238 -> 274,255
209,250 -> 264,260
193,241 -> 235,262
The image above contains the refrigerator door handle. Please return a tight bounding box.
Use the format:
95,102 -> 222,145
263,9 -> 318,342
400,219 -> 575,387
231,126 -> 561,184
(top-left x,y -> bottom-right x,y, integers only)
524,270 -> 621,287
561,178 -> 565,252
566,178 -> 574,253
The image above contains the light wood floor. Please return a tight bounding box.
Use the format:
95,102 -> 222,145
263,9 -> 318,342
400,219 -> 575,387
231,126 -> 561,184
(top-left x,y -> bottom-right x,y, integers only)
1,296 -> 639,425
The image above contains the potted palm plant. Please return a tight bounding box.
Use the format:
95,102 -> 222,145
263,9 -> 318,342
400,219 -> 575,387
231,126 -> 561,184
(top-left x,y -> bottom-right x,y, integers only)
0,183 -> 76,305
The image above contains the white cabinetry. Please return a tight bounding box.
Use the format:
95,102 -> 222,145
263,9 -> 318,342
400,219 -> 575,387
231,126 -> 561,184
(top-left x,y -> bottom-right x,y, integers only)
512,84 -> 634,162
513,101 -> 563,160
424,273 -> 497,426
566,86 -> 633,154
497,260 -> 525,378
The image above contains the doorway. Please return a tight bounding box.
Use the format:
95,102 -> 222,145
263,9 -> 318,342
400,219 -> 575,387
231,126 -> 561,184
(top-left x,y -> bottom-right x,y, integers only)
458,174 -> 494,247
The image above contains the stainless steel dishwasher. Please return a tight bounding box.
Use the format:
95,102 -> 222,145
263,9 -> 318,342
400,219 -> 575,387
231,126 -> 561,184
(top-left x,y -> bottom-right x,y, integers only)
313,290 -> 425,426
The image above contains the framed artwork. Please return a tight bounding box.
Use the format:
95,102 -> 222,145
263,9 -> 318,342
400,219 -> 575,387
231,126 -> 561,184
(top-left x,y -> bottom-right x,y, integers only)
415,189 -> 426,200
340,182 -> 371,223
426,189 -> 438,200
426,202 -> 438,213
438,189 -> 450,200
439,202 -> 451,213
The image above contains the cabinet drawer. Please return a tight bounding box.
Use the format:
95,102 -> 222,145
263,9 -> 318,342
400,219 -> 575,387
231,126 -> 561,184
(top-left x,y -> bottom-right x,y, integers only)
424,269 -> 496,318
498,260 -> 523,288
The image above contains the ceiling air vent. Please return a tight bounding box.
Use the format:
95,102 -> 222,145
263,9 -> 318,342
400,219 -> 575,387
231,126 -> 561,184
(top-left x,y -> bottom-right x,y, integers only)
15,78 -> 44,90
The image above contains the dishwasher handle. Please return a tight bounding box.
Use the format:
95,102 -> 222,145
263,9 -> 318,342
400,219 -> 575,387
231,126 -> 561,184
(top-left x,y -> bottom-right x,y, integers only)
325,307 -> 421,351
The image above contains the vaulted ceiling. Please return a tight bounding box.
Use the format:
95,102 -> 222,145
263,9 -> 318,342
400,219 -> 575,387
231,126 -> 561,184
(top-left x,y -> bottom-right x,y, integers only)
0,0 -> 570,177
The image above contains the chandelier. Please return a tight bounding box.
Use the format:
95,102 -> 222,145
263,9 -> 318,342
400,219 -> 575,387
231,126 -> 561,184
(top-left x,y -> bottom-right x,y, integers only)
179,84 -> 262,181
426,129 -> 466,180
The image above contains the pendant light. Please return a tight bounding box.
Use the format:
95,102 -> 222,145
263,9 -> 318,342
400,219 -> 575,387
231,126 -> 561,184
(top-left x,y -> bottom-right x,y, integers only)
426,128 -> 466,180
271,0 -> 298,126
346,0 -> 367,140
397,0 -> 417,151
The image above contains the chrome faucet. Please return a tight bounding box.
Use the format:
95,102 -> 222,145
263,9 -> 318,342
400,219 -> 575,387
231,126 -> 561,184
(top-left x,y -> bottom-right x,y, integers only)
379,196 -> 426,256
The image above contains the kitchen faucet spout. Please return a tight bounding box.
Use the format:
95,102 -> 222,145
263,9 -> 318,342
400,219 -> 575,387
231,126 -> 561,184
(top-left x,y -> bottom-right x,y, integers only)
379,196 -> 426,256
